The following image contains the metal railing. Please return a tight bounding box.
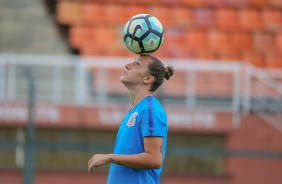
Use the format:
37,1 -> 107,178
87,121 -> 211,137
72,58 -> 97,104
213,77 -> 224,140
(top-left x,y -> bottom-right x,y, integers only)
0,53 -> 281,130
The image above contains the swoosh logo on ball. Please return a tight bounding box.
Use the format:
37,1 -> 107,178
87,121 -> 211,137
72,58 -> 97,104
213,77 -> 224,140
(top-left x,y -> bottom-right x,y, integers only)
132,24 -> 142,44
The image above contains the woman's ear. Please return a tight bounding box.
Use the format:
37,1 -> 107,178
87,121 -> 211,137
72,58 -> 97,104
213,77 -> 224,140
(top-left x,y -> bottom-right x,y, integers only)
144,75 -> 154,84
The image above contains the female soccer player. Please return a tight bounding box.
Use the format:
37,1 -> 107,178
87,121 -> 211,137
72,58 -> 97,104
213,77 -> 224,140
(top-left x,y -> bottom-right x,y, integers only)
88,54 -> 174,184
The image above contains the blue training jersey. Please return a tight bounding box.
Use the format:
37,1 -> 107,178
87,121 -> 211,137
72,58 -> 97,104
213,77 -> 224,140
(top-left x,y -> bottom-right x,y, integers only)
107,96 -> 168,184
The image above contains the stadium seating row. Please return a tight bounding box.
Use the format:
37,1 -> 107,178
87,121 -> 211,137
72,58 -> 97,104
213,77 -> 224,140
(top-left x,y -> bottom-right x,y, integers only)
56,0 -> 282,8
69,25 -> 282,67
57,2 -> 282,32
55,1 -> 282,68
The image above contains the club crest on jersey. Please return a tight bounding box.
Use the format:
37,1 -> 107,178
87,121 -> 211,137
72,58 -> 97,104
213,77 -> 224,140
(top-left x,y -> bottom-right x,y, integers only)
127,112 -> 138,127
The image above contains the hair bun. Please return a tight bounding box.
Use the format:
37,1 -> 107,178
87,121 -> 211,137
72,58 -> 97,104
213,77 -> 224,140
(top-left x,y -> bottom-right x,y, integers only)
164,66 -> 174,80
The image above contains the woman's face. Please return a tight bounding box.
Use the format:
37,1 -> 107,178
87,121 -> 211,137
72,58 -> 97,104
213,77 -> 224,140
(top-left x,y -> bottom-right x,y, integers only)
120,55 -> 152,86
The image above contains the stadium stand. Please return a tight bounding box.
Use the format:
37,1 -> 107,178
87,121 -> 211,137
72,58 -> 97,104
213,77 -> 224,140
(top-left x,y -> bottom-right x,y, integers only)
53,0 -> 282,68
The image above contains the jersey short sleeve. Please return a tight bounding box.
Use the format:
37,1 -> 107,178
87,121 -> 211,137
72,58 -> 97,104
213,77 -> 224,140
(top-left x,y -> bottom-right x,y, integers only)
107,96 -> 168,184
139,97 -> 168,137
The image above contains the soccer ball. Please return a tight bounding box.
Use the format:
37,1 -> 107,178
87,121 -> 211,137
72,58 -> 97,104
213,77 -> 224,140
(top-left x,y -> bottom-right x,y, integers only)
123,14 -> 164,55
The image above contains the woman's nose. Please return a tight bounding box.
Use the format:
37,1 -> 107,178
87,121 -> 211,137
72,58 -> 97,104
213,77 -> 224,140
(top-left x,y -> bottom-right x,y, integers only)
125,63 -> 130,70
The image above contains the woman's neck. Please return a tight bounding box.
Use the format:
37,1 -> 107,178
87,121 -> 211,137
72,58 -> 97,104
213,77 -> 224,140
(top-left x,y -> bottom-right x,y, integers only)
128,87 -> 152,108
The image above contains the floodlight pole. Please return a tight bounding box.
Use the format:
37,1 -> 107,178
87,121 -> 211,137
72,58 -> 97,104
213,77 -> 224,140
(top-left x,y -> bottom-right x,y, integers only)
23,67 -> 36,184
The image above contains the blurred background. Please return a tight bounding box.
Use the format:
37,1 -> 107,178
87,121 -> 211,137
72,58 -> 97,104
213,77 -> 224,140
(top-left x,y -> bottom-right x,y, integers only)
0,0 -> 282,184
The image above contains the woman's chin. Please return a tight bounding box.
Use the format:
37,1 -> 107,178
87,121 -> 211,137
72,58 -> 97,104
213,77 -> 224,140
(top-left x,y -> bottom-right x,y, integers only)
120,76 -> 126,83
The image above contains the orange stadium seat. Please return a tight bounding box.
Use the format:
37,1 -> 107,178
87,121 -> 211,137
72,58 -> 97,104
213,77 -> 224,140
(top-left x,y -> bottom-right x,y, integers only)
148,6 -> 171,26
241,52 -> 263,67
56,1 -> 82,25
70,26 -> 93,49
193,50 -> 217,60
227,0 -> 248,6
218,50 -> 240,61
231,31 -> 252,50
160,0 -> 182,5
80,46 -> 106,56
270,0 -> 282,7
167,45 -> 193,58
106,47 -> 127,57
182,0 -> 204,7
153,43 -> 175,58
265,54 -> 282,68
253,32 -> 274,54
262,8 -> 282,31
114,0 -> 127,3
184,29 -> 207,49
123,5 -> 148,19
193,8 -> 214,27
134,0 -> 159,5
276,33 -> 282,52
92,26 -> 117,49
248,0 -> 269,7
104,4 -> 125,24
170,7 -> 193,27
81,2 -> 103,24
238,8 -> 262,30
165,28 -> 185,48
215,8 -> 238,29
205,0 -> 228,7
207,30 -> 232,51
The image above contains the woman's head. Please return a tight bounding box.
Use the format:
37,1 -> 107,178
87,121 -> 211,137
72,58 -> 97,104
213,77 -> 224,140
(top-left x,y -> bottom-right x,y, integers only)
121,55 -> 174,92
147,55 -> 174,92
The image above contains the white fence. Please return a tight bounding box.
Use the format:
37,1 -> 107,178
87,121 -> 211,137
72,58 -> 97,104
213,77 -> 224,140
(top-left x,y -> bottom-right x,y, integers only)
0,53 -> 281,129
